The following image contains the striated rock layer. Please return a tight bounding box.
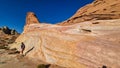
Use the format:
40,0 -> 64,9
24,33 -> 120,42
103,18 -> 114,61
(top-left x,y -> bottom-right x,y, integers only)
59,0 -> 120,25
11,12 -> 120,68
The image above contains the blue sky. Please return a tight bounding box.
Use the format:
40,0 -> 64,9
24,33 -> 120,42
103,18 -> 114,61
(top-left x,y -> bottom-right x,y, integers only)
0,0 -> 93,33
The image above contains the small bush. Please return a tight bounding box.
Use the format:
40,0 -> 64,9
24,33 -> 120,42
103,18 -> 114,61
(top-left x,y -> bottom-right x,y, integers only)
0,45 -> 7,49
37,64 -> 50,68
37,64 -> 46,68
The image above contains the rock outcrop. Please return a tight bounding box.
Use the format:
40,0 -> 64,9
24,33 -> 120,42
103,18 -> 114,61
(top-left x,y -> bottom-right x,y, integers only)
0,26 -> 19,35
11,11 -> 120,68
26,12 -> 40,25
0,26 -> 19,48
59,0 -> 120,25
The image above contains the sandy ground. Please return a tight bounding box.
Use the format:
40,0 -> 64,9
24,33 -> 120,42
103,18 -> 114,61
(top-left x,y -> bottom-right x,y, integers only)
0,47 -> 65,68
0,48 -> 37,68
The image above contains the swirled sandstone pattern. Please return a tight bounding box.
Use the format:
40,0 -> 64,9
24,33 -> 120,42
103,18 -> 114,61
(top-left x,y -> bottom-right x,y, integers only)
10,12 -> 120,68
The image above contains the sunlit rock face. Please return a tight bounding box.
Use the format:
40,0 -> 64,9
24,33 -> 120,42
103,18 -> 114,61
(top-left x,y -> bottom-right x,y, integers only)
26,12 -> 40,25
59,0 -> 120,25
10,12 -> 120,68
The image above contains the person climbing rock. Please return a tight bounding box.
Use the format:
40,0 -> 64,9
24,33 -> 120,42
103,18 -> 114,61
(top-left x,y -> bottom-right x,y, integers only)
20,42 -> 25,55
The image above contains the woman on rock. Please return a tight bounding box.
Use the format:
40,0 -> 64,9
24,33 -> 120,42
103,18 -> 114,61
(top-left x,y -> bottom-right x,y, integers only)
20,42 -> 25,55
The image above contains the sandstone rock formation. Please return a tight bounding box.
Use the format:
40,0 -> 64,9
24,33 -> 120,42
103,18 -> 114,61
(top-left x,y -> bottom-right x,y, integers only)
0,27 -> 41,68
0,26 -> 19,48
10,11 -> 120,68
0,26 -> 19,35
59,0 -> 120,25
26,12 -> 40,25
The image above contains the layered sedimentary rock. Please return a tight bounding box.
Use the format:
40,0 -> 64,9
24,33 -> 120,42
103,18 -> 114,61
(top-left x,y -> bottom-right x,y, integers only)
26,12 -> 40,25
59,0 -> 120,25
10,12 -> 120,68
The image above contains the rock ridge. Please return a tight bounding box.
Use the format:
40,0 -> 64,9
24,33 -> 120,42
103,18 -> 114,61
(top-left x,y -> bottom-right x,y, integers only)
59,0 -> 120,25
0,26 -> 19,35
